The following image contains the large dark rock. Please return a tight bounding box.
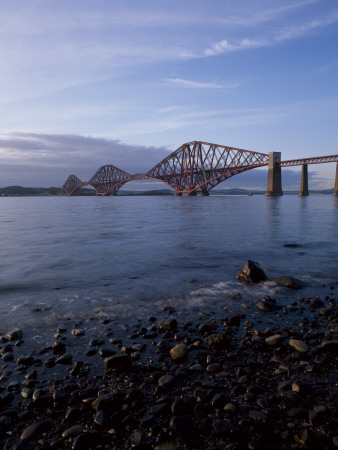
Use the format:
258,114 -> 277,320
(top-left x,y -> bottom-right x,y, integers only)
236,260 -> 267,283
273,276 -> 306,289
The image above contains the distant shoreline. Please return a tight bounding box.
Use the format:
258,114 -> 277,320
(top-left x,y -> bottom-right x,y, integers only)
0,186 -> 335,197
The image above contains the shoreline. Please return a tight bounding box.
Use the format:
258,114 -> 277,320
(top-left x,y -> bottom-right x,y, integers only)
0,284 -> 337,449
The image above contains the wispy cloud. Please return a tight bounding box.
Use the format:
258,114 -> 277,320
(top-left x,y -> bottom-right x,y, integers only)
204,11 -> 338,56
165,78 -> 239,89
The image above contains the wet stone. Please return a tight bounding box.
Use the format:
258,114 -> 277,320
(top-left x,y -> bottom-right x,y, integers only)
265,334 -> 284,346
199,319 -> 218,335
256,296 -> 282,312
6,328 -> 23,341
237,260 -> 267,283
273,276 -> 306,289
205,333 -> 229,351
21,420 -> 51,440
62,424 -> 84,438
98,347 -> 116,358
56,353 -> 73,364
71,328 -> 85,336
289,339 -> 308,353
94,409 -> 111,427
104,354 -> 131,372
170,343 -> 189,362
158,318 -> 177,331
52,340 -> 65,356
158,375 -> 175,388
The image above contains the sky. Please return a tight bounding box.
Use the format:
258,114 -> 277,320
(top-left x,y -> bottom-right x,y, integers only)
0,0 -> 337,190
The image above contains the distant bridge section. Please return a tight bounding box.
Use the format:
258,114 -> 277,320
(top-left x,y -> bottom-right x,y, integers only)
61,141 -> 338,197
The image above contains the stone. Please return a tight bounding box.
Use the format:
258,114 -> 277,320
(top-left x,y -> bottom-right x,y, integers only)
256,296 -> 282,312
65,407 -> 82,422
52,340 -> 65,356
273,276 -> 306,289
62,424 -> 84,438
207,363 -> 221,373
94,410 -> 111,427
98,347 -> 116,358
158,375 -> 175,388
199,319 -> 218,335
170,415 -> 195,440
21,421 -> 51,440
205,333 -> 229,351
236,260 -> 267,283
104,354 -> 131,372
289,339 -> 308,353
71,329 -> 85,336
170,343 -> 189,362
91,394 -> 119,413
265,334 -> 284,346
158,319 -> 177,331
212,419 -> 236,436
318,340 -> 338,353
6,328 -> 23,341
55,353 -> 73,364
157,339 -> 171,354
17,355 -> 34,366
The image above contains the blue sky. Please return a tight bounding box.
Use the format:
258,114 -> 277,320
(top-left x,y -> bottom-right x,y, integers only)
0,0 -> 337,189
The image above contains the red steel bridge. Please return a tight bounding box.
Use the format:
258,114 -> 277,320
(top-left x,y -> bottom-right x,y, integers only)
62,141 -> 338,196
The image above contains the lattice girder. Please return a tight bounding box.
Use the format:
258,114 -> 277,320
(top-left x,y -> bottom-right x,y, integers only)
88,165 -> 132,195
146,141 -> 269,193
62,175 -> 84,195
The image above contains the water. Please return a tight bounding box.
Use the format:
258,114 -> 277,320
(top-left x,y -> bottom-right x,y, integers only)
0,194 -> 337,341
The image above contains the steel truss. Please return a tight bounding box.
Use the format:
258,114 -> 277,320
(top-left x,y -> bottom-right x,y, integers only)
62,141 -> 269,195
88,165 -> 131,195
280,155 -> 338,167
62,175 -> 85,195
146,141 -> 269,193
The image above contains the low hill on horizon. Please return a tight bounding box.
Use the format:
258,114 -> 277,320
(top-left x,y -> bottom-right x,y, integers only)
0,185 -> 334,196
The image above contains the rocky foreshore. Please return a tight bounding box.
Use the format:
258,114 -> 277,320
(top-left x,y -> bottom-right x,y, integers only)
0,281 -> 337,449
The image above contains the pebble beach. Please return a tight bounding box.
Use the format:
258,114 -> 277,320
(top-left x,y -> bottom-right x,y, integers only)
0,264 -> 337,450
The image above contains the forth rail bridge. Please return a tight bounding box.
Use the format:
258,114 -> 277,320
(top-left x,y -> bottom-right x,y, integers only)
62,141 -> 338,197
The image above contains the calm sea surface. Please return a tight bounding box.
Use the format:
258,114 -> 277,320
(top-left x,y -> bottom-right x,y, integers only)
0,195 -> 337,340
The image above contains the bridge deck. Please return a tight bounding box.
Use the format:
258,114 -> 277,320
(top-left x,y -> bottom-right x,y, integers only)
280,154 -> 338,167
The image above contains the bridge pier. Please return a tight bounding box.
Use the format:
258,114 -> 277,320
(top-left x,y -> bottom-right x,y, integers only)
186,191 -> 197,196
299,164 -> 309,196
334,162 -> 338,196
201,191 -> 209,196
175,192 -> 182,196
265,152 -> 283,196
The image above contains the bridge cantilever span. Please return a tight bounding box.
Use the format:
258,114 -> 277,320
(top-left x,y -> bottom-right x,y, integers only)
88,165 -> 132,196
62,141 -> 269,196
145,141 -> 269,195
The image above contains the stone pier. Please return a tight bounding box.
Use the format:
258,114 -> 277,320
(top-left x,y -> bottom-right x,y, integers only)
186,191 -> 197,196
334,162 -> 338,196
299,164 -> 309,196
265,152 -> 283,196
175,192 -> 182,196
